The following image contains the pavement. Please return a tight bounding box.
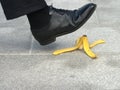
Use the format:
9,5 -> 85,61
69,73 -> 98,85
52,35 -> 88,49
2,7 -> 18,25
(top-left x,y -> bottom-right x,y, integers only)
0,0 -> 120,90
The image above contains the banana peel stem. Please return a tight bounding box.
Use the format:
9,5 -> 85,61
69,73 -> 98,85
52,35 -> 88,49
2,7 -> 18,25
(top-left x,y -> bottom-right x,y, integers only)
53,35 -> 105,59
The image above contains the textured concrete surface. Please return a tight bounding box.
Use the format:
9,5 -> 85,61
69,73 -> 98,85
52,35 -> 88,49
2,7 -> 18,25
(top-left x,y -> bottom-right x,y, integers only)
0,0 -> 120,90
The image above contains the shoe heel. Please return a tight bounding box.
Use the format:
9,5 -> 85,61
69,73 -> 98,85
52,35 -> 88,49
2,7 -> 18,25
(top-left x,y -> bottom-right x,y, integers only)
40,38 -> 56,45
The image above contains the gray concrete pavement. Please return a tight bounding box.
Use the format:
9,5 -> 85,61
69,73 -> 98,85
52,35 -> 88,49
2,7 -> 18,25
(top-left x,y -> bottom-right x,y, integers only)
0,0 -> 120,90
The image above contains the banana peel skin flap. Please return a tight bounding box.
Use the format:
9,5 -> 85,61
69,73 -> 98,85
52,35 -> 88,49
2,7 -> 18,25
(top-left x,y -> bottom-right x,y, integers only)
53,35 -> 105,59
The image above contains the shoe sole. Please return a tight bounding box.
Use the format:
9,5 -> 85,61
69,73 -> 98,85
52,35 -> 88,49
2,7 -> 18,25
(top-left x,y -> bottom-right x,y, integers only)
40,4 -> 97,45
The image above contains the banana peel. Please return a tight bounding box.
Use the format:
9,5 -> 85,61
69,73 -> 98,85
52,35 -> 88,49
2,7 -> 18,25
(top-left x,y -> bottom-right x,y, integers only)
53,35 -> 105,59
83,35 -> 97,59
53,36 -> 83,55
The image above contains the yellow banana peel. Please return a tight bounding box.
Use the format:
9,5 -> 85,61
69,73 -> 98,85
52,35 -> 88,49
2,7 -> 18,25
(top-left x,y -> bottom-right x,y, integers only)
53,36 -> 83,55
53,35 -> 105,59
90,40 -> 105,48
83,35 -> 97,59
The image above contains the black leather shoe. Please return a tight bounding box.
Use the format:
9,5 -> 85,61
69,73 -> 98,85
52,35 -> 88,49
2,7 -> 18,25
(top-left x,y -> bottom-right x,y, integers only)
31,3 -> 97,45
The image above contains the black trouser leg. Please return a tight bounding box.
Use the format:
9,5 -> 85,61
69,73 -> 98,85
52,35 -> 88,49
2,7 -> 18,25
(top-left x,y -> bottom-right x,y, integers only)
0,0 -> 47,20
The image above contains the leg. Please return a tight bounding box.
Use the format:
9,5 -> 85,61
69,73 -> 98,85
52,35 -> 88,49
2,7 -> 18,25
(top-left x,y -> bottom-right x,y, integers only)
0,0 -> 47,20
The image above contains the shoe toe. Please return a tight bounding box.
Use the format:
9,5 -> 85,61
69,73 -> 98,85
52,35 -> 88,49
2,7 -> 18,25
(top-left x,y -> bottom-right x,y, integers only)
72,3 -> 97,27
78,3 -> 96,14
86,3 -> 97,8
87,3 -> 97,11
